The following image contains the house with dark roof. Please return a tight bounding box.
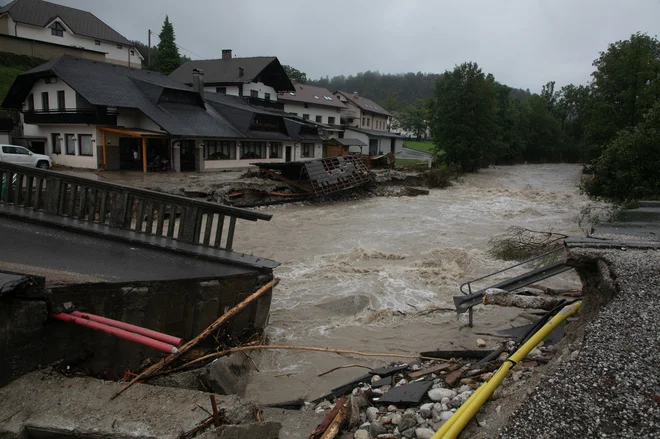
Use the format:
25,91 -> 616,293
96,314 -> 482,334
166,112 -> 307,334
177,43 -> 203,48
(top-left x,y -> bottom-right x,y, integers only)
1,55 -> 325,171
277,83 -> 346,130
331,91 -> 402,155
0,0 -> 142,67
169,50 -> 294,104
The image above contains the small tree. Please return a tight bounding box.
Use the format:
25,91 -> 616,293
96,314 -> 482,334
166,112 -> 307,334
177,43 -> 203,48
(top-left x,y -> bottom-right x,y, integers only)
155,16 -> 181,75
399,99 -> 429,140
283,65 -> 307,84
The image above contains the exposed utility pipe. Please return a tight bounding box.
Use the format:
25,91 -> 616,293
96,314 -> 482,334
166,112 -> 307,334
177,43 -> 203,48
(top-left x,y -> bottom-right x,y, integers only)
52,313 -> 179,354
432,301 -> 582,439
70,311 -> 182,346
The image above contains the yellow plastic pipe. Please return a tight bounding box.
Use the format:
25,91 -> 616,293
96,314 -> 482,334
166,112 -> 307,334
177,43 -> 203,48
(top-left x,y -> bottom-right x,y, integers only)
432,301 -> 581,439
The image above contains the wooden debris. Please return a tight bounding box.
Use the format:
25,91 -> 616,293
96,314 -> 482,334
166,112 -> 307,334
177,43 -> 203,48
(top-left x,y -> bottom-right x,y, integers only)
210,395 -> 220,427
178,416 -> 214,439
445,368 -> 465,387
111,278 -> 280,398
310,397 -> 346,439
483,290 -> 566,310
407,363 -> 452,379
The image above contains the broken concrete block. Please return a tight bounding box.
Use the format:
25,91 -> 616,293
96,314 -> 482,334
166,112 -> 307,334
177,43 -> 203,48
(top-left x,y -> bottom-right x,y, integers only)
197,421 -> 281,439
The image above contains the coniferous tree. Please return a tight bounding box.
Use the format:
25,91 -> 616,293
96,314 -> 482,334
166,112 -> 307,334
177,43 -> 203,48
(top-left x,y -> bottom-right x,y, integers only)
155,16 -> 181,75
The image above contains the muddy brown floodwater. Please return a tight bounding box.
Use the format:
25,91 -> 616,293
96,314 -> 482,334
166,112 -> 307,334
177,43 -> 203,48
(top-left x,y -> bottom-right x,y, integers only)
232,164 -> 590,404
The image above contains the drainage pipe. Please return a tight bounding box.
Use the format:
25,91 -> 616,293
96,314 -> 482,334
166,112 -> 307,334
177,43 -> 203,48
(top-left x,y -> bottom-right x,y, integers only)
70,311 -> 182,347
432,301 -> 582,439
52,313 -> 179,354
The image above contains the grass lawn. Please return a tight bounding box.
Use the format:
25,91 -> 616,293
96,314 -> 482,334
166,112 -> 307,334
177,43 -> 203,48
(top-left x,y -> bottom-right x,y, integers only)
403,140 -> 435,153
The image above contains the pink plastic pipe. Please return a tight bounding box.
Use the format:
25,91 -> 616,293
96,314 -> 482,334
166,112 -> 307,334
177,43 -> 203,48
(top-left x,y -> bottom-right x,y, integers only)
52,313 -> 179,354
70,311 -> 182,347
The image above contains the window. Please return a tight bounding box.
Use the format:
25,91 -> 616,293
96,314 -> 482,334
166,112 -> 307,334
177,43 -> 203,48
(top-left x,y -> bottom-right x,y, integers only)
270,142 -> 282,158
328,116 -> 335,125
304,103 -> 309,108
65,134 -> 75,155
250,90 -> 258,98
302,114 -> 310,120
50,22 -> 64,37
41,92 -> 49,112
314,95 -> 319,100
204,140 -> 235,160
15,146 -> 30,155
51,133 -> 61,154
367,118 -> 370,127
362,117 -> 365,126
216,87 -> 226,94
301,143 -> 314,158
79,134 -> 93,156
27,94 -> 34,112
240,141 -> 266,159
57,90 -> 65,111
2,146 -> 16,154
95,40 -> 101,45
130,49 -> 135,56
264,92 -> 271,101
117,44 -> 123,49
315,115 -> 322,123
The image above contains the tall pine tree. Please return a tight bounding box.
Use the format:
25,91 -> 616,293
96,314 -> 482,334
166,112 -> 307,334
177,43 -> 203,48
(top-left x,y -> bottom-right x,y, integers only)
155,16 -> 181,75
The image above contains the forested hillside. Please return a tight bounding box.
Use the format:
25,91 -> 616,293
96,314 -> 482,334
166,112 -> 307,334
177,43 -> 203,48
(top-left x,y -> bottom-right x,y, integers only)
309,71 -> 530,109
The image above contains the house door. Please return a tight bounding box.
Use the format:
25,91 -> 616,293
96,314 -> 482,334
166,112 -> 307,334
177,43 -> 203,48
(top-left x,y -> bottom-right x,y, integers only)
285,146 -> 292,162
180,140 -> 196,172
368,139 -> 379,156
390,138 -> 396,153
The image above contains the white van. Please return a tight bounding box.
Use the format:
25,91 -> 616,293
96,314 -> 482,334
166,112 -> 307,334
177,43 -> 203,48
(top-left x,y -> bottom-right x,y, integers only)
0,144 -> 52,169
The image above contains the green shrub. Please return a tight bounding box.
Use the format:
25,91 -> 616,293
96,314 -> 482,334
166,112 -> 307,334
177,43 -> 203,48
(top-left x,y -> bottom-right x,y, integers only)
423,164 -> 456,188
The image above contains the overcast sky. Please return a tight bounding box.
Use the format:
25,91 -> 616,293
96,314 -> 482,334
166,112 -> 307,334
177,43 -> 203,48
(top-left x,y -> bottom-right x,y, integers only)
6,0 -> 659,91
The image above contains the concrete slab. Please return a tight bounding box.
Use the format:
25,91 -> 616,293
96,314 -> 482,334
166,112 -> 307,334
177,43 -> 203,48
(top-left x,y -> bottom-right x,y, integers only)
262,408 -> 326,439
0,370 -> 258,438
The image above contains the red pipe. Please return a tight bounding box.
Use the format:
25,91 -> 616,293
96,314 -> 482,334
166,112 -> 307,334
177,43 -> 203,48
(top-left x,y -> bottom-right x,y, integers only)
52,313 -> 179,354
70,311 -> 182,347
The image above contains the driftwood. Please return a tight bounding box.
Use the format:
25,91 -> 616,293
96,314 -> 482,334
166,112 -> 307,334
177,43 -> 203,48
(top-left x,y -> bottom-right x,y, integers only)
112,278 -> 280,399
311,397 -> 346,439
483,288 -> 565,310
176,345 -> 453,372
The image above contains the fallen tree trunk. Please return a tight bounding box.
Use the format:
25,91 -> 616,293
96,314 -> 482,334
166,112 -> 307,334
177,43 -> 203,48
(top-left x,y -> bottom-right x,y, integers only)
483,288 -> 565,310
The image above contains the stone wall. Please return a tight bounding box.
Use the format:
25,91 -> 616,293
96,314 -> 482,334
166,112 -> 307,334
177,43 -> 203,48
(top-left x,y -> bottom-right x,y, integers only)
0,272 -> 273,387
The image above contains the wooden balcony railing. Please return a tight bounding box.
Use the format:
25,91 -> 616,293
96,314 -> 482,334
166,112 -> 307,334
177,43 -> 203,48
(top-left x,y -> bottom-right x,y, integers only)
0,162 -> 272,251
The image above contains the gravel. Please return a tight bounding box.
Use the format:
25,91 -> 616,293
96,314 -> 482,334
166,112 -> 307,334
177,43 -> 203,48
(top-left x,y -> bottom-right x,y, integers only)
500,247 -> 660,439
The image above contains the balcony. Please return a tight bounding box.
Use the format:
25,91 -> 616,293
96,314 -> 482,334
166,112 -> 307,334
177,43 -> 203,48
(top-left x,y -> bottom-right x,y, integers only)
23,108 -> 117,125
245,97 -> 284,110
340,109 -> 357,118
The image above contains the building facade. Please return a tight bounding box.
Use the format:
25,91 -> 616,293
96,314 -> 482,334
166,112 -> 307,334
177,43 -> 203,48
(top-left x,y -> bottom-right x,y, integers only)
0,0 -> 142,67
334,90 -> 391,132
2,55 -> 323,172
277,83 -> 346,127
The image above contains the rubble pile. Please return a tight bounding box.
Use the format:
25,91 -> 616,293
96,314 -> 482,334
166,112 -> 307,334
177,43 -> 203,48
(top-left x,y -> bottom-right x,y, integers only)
310,342 -> 557,439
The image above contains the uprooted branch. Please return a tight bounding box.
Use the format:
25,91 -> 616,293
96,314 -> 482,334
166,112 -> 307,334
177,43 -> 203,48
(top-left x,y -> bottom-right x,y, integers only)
488,226 -> 568,262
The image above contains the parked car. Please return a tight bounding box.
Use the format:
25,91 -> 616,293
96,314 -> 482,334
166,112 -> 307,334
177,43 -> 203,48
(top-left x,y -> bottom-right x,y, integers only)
0,144 -> 52,169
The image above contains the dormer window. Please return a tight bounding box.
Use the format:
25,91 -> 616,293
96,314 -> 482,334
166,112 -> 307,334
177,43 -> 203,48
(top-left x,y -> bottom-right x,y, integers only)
50,22 -> 65,37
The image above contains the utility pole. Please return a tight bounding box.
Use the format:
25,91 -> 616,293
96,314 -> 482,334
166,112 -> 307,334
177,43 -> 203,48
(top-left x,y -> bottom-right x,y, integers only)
147,29 -> 151,69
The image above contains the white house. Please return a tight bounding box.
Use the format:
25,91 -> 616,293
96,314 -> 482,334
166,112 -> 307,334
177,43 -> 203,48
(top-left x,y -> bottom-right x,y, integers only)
277,83 -> 346,137
169,51 -> 295,103
0,0 -> 143,67
2,55 -> 323,172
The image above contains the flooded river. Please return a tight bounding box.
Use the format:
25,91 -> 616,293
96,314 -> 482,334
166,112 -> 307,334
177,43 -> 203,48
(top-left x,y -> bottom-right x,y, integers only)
234,164 -> 589,403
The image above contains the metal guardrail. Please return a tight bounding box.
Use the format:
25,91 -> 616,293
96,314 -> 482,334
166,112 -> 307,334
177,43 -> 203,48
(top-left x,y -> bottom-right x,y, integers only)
457,247 -> 567,326
0,162 -> 272,251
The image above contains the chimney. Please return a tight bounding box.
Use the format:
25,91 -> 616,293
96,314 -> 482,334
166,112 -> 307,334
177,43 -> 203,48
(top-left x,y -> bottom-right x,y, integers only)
192,68 -> 204,96
238,67 -> 244,78
353,91 -> 359,99
222,49 -> 233,60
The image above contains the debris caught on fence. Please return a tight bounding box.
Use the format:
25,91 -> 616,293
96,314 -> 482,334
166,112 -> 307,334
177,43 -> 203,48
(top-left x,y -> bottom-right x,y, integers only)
483,288 -> 568,310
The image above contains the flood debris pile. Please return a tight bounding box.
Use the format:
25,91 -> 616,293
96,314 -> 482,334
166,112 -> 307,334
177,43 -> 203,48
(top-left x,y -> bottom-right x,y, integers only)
307,340 -> 561,439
